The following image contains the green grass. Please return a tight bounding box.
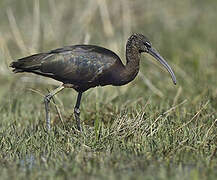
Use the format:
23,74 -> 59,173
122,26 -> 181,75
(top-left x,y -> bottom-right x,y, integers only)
0,0 -> 217,179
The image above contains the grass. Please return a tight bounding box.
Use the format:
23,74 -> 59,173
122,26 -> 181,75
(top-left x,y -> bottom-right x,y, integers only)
0,0 -> 217,179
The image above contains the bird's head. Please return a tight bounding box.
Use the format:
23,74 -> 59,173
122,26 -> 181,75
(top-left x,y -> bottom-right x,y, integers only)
129,33 -> 177,85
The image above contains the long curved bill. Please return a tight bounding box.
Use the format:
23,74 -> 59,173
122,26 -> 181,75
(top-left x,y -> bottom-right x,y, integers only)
147,47 -> 177,85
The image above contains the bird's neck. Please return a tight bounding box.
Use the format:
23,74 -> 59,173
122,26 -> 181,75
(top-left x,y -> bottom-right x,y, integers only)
119,38 -> 141,85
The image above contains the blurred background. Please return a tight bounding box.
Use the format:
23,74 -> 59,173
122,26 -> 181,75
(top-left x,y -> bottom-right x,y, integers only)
0,0 -> 216,126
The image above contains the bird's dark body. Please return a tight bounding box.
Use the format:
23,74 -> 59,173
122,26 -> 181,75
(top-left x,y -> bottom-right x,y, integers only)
11,45 -> 126,92
10,33 -> 176,131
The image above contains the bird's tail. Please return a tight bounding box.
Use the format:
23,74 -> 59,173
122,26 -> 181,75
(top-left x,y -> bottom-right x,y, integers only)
10,53 -> 47,73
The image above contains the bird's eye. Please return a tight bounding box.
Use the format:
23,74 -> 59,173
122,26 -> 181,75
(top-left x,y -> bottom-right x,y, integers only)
145,41 -> 151,48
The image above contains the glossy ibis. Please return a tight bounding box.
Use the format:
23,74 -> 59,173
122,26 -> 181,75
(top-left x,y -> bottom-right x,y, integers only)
10,33 -> 176,131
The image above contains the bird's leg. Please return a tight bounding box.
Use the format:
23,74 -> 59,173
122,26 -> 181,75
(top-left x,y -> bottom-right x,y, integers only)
74,92 -> 83,132
44,84 -> 64,131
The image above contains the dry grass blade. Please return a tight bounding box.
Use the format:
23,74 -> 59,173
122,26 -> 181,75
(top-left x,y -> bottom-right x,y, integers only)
7,8 -> 28,55
163,99 -> 188,115
27,88 -> 45,98
103,111 -> 145,140
175,100 -> 210,132
143,99 -> 188,136
0,32 -> 12,73
83,33 -> 91,44
121,0 -> 132,39
139,71 -> 164,97
31,0 -> 40,53
97,0 -> 114,37
20,76 -> 60,86
173,86 -> 182,106
79,1 -> 97,28
201,118 -> 217,147
47,89 -> 64,128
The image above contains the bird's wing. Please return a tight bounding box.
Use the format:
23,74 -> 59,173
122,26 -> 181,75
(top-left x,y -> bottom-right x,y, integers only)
39,45 -> 120,84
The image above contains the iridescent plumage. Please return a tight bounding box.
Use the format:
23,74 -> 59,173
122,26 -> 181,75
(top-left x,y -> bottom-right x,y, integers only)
10,33 -> 177,131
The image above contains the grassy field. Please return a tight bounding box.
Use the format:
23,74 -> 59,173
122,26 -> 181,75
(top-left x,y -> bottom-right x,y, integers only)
0,0 -> 216,179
